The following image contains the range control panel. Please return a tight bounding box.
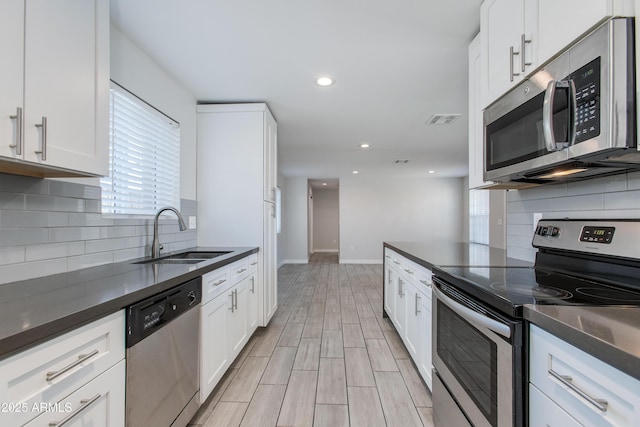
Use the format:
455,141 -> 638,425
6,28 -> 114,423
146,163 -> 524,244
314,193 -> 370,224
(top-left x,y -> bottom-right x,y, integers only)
532,220 -> 638,260
579,226 -> 615,244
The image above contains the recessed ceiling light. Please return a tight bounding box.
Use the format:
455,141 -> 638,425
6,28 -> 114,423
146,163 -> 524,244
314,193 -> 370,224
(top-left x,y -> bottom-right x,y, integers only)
322,182 -> 327,186
428,170 -> 435,174
359,143 -> 370,149
316,77 -> 334,86
352,170 -> 359,174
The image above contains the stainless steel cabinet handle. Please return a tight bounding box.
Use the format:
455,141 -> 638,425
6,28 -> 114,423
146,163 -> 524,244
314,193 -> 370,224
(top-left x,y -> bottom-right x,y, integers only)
234,289 -> 238,310
415,294 -> 421,316
388,270 -> 392,285
236,268 -> 247,274
229,292 -> 234,312
251,276 -> 255,293
46,349 -> 99,382
212,279 -> 226,286
548,369 -> 608,412
49,394 -> 101,426
9,107 -> 23,155
398,279 -> 404,297
521,34 -> 532,72
250,261 -> 258,266
419,279 -> 432,288
34,116 -> 47,160
393,261 -> 400,265
509,46 -> 520,82
404,268 -> 414,275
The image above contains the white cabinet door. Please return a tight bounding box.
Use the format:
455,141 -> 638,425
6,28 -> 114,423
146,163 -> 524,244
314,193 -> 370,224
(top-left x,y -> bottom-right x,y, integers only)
393,276 -> 407,337
200,292 -> 230,402
22,0 -> 109,176
418,290 -> 433,391
403,282 -> 420,359
0,0 -> 24,159
263,110 -> 277,203
24,360 -> 125,427
228,278 -> 249,358
263,201 -> 278,325
248,273 -> 259,334
383,261 -> 395,317
529,384 -> 582,427
468,33 -> 491,189
481,0 -> 526,107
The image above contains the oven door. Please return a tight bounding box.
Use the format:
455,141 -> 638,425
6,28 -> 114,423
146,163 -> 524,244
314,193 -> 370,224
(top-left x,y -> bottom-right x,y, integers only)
432,278 -> 520,427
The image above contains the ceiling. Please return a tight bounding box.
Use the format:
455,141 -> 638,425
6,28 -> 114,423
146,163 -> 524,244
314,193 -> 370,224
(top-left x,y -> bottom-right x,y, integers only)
110,0 -> 482,181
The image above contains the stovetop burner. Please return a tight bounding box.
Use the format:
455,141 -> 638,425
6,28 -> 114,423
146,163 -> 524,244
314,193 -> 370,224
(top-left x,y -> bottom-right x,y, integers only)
576,286 -> 640,302
489,283 -> 573,300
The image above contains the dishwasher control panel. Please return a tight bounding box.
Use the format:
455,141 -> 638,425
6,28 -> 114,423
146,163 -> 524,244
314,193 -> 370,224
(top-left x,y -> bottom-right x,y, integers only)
126,276 -> 201,347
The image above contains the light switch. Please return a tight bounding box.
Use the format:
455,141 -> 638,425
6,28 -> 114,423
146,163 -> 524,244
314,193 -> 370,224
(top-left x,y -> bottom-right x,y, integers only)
189,216 -> 197,229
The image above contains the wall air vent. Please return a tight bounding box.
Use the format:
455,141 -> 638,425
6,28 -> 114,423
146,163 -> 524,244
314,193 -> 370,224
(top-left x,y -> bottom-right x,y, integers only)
394,159 -> 409,164
426,114 -> 461,125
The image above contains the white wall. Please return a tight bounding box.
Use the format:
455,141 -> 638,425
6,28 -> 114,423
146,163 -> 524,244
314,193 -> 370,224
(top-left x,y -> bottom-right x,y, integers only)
110,24 -> 197,200
506,171 -> 640,262
312,188 -> 339,252
282,177 -> 309,263
339,176 -> 466,263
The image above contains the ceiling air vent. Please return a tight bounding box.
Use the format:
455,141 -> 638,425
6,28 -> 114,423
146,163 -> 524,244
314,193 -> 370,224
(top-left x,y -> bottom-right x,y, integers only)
394,159 -> 409,164
426,114 -> 461,125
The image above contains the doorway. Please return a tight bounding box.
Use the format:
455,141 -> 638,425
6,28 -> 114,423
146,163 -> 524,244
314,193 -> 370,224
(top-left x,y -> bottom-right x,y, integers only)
307,179 -> 340,261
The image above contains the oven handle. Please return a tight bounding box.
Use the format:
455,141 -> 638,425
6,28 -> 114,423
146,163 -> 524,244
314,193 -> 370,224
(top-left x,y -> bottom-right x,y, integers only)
433,286 -> 511,339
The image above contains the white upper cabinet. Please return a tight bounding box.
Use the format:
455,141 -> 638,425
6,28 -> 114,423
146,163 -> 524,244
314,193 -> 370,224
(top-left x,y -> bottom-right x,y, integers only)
481,0 -> 633,108
0,0 -> 109,177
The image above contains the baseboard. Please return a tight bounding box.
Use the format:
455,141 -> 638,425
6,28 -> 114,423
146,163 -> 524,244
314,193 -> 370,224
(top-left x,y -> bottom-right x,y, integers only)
312,249 -> 339,253
339,259 -> 383,265
282,259 -> 309,264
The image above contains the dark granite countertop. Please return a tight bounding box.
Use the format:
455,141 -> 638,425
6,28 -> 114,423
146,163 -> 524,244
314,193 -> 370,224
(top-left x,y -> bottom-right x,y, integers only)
0,246 -> 258,360
525,305 -> 640,381
384,241 -> 533,270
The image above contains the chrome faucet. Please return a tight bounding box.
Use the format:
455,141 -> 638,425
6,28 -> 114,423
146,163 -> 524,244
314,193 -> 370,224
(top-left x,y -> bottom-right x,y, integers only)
151,207 -> 188,258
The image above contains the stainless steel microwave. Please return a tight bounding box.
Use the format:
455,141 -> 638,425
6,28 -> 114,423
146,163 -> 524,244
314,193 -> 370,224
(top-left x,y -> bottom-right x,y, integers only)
484,18 -> 639,184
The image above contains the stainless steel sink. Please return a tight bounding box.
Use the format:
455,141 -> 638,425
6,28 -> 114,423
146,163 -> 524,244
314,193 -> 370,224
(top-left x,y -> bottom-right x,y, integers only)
135,251 -> 232,265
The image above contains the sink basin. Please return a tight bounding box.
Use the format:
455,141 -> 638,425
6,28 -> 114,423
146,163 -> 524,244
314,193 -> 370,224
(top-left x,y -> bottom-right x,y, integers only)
134,251 -> 232,265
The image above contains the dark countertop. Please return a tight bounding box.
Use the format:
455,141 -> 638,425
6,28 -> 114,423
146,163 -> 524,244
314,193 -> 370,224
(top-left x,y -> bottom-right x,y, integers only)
384,241 -> 533,270
525,305 -> 640,381
0,246 -> 258,360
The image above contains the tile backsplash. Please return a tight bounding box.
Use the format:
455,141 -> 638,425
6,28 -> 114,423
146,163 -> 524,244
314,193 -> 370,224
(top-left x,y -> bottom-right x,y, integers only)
506,170 -> 640,262
0,173 -> 196,285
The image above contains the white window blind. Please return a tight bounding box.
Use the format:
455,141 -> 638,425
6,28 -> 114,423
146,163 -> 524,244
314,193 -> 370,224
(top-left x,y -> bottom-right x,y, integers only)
101,84 -> 180,215
469,189 -> 490,245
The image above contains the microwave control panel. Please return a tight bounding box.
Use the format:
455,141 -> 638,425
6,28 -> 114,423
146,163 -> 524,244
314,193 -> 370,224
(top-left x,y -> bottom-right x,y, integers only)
570,57 -> 600,143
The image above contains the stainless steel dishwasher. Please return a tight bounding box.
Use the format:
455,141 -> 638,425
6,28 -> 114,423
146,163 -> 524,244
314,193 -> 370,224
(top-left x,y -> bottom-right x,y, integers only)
126,277 -> 201,427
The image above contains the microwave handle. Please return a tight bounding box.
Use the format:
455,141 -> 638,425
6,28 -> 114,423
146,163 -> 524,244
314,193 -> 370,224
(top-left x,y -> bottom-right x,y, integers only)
542,80 -> 577,151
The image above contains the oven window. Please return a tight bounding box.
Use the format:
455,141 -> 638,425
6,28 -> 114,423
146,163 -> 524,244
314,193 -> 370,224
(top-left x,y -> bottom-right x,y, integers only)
437,302 -> 498,426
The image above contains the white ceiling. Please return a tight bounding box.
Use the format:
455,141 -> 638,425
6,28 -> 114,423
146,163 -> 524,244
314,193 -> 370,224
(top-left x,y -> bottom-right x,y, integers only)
110,0 -> 482,181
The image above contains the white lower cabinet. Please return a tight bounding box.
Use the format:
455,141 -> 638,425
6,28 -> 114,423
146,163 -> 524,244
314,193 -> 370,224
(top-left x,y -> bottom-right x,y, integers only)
529,383 -> 581,427
25,360 -> 125,427
0,311 -> 125,427
200,290 -> 230,402
530,325 -> 640,426
383,247 -> 434,391
199,255 -> 260,403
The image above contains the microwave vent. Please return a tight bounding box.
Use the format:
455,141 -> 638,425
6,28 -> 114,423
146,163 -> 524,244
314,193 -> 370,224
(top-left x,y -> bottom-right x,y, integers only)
426,114 -> 460,125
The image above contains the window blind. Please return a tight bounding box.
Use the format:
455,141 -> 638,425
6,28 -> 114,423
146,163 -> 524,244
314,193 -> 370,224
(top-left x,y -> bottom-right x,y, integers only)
101,84 -> 180,215
469,189 -> 490,245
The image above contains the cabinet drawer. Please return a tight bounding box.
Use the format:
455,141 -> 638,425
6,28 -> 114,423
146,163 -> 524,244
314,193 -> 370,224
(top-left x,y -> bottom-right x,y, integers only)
202,266 -> 230,304
0,310 -> 125,426
530,325 -> 640,426
229,257 -> 251,283
246,254 -> 258,273
24,359 -> 125,427
529,383 -> 581,427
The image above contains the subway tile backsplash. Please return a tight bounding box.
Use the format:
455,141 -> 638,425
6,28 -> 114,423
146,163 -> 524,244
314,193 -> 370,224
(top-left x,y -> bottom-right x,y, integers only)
506,170 -> 640,262
0,173 -> 197,285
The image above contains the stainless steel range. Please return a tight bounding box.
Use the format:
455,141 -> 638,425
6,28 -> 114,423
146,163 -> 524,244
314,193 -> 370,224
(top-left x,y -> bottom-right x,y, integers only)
432,219 -> 640,427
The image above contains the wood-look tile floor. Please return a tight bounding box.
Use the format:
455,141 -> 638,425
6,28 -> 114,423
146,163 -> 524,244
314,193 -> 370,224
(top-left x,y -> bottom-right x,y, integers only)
189,253 -> 434,427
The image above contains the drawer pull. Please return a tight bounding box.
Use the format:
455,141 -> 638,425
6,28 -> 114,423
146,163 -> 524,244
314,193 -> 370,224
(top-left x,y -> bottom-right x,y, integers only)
236,268 -> 247,274
393,261 -> 400,265
46,349 -> 99,382
548,369 -> 608,412
49,394 -> 101,426
404,268 -> 414,275
250,261 -> 258,266
212,279 -> 226,286
419,279 -> 432,288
